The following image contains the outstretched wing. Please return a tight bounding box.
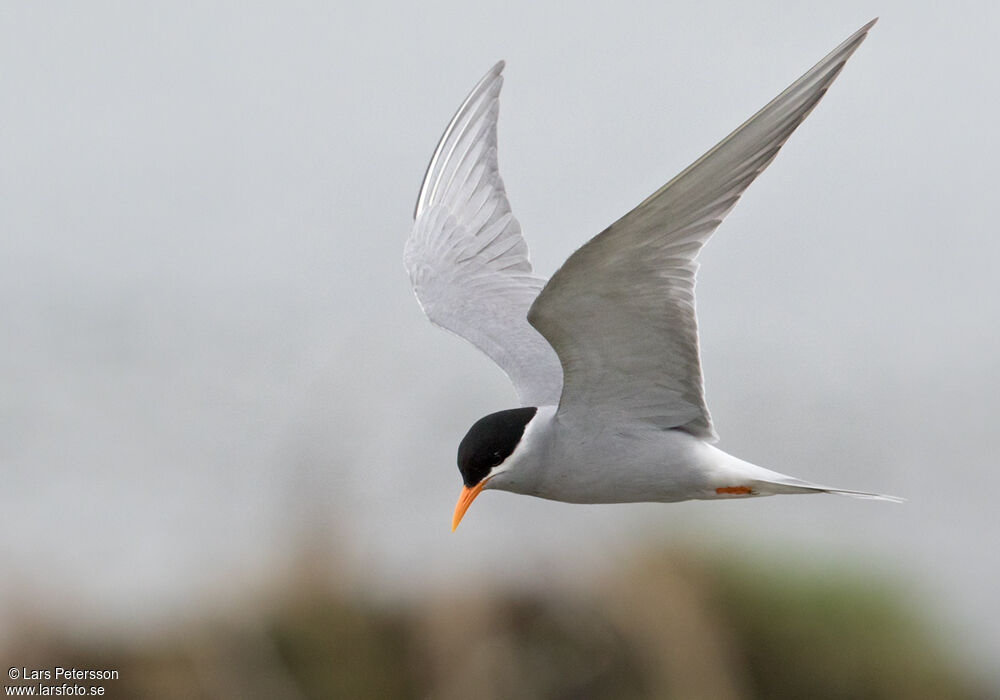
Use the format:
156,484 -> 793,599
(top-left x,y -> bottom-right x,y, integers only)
528,20 -> 877,440
406,61 -> 563,407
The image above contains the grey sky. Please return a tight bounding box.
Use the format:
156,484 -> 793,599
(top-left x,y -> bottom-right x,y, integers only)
2,0 -> 998,686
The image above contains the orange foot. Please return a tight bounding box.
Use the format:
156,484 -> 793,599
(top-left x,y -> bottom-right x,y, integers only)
716,486 -> 753,495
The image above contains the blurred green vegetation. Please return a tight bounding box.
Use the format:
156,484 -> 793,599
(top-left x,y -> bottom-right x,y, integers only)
3,547 -> 988,700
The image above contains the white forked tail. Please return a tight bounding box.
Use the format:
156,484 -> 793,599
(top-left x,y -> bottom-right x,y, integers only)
752,475 -> 905,503
705,443 -> 903,503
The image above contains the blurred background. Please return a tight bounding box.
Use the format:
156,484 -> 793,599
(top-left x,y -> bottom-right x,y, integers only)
2,1 -> 997,698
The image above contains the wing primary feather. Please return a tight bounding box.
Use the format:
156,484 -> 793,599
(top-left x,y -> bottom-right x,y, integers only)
415,61 -> 505,219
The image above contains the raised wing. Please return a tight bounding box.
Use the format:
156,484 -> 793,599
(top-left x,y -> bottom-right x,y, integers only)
406,61 -> 563,407
528,20 -> 877,440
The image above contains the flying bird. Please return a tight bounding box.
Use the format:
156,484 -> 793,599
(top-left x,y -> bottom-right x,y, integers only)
405,19 -> 900,531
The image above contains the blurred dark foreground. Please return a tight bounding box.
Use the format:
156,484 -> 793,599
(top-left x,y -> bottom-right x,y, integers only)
3,546 -> 988,700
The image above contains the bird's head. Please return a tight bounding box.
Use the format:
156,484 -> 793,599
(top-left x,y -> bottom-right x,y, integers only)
452,406 -> 538,531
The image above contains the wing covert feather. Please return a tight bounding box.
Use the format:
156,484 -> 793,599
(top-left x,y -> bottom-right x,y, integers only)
407,62 -> 563,407
529,20 -> 876,439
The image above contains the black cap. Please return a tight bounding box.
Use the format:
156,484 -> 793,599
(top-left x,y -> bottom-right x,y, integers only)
457,407 -> 538,487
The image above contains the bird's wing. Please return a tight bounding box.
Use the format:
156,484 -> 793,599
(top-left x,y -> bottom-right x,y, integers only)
528,20 -> 876,440
406,61 -> 563,407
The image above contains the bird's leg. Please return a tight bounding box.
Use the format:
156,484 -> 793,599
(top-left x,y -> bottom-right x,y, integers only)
715,486 -> 753,495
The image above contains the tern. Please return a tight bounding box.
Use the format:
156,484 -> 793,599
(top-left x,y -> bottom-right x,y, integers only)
405,19 -> 900,531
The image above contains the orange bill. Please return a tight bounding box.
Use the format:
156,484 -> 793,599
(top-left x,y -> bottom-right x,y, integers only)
452,481 -> 487,531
